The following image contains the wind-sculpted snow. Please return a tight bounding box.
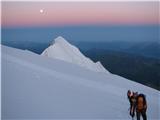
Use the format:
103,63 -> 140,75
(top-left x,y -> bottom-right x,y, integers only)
1,45 -> 160,119
41,36 -> 108,73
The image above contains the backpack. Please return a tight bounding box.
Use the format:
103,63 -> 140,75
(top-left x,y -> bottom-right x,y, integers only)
136,94 -> 147,111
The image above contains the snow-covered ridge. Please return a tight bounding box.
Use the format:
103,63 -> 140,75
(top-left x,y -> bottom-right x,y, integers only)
2,45 -> 159,119
41,36 -> 109,73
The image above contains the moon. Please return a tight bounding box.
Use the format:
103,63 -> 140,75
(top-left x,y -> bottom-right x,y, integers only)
40,9 -> 44,13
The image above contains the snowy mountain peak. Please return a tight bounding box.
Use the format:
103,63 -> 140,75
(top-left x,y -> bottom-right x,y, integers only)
41,36 -> 109,73
54,36 -> 70,45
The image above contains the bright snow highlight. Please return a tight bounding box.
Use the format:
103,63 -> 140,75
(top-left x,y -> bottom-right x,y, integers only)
41,36 -> 108,73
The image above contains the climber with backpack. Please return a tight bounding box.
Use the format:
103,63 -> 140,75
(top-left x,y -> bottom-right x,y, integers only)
136,94 -> 147,120
127,90 -> 137,119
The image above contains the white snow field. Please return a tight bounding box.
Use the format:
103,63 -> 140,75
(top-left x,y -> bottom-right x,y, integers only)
1,43 -> 160,119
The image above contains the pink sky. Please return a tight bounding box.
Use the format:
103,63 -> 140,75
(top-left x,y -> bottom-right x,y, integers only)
2,2 -> 159,27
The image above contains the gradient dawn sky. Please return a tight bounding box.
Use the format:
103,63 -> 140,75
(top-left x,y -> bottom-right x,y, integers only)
2,1 -> 159,27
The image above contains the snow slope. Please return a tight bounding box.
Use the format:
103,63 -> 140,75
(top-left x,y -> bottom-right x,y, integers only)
41,36 -> 108,73
1,45 -> 160,119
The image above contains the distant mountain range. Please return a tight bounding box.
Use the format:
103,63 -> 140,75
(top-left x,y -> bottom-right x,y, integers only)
76,41 -> 160,59
3,41 -> 160,59
82,48 -> 160,90
126,42 -> 160,59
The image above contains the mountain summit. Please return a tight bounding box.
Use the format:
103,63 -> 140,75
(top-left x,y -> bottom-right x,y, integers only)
41,36 -> 108,73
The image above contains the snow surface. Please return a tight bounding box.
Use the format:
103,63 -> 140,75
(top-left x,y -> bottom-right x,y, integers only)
41,36 -> 108,73
1,45 -> 160,119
